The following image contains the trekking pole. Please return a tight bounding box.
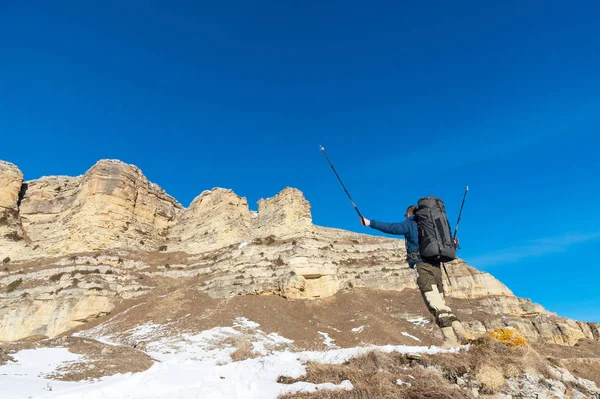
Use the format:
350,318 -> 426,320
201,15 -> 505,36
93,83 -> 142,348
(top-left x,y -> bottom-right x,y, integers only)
452,186 -> 469,248
444,186 -> 468,288
319,145 -> 364,220
443,262 -> 452,288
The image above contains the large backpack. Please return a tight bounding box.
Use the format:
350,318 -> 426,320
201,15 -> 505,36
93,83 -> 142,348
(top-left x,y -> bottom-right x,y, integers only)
414,196 -> 456,262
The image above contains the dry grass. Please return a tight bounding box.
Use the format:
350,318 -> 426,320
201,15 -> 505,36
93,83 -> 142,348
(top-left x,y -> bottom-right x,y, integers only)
49,272 -> 66,282
278,333 -> 557,399
229,338 -> 259,362
278,350 -> 470,399
0,347 -> 15,366
419,334 -> 550,394
6,278 -> 23,293
4,232 -> 23,241
402,372 -> 472,399
561,359 -> 600,388
475,364 -> 505,394
274,256 -> 286,266
46,337 -> 154,381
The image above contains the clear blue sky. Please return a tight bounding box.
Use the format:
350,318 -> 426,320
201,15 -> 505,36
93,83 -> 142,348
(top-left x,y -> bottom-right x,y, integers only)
1,1 -> 599,322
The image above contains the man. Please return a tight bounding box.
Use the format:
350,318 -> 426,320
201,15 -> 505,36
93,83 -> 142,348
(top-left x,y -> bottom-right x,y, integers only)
361,207 -> 469,349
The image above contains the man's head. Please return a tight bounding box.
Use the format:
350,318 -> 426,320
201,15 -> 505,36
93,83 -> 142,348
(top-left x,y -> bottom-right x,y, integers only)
405,205 -> 417,218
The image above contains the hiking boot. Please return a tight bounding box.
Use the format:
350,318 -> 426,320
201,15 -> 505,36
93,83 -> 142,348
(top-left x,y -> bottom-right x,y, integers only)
423,285 -> 452,313
440,326 -> 460,349
452,320 -> 470,344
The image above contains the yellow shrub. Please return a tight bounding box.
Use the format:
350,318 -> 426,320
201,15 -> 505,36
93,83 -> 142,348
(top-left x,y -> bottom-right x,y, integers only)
487,327 -> 528,347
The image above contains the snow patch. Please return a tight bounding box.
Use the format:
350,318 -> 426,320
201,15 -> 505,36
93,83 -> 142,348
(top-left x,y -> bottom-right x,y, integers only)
251,332 -> 295,355
233,317 -> 260,330
127,322 -> 168,340
407,317 -> 431,327
72,303 -> 147,345
0,348 -> 82,397
351,325 -> 367,333
238,242 -> 249,249
401,332 -> 421,342
318,332 -> 337,348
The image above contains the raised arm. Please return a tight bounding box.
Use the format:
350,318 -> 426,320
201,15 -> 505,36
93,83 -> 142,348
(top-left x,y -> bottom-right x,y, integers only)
364,218 -> 410,236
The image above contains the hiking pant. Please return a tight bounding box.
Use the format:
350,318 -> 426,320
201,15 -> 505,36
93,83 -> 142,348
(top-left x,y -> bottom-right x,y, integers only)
416,261 -> 458,328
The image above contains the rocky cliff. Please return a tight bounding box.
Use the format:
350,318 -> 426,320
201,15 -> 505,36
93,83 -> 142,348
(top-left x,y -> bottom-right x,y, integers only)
0,161 -> 27,257
18,160 -> 182,255
1,159 -> 598,349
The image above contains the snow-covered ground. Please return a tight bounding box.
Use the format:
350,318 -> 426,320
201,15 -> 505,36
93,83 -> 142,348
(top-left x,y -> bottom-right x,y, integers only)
0,318 -> 460,399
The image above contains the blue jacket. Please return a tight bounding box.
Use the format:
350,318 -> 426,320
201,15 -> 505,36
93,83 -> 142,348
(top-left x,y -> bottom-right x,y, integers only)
370,216 -> 422,268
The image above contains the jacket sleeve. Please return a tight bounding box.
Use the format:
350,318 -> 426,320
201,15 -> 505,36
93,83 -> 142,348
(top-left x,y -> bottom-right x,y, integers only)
370,220 -> 410,236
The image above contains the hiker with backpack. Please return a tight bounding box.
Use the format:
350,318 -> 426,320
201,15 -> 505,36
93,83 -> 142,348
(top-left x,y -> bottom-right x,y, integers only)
361,197 -> 470,349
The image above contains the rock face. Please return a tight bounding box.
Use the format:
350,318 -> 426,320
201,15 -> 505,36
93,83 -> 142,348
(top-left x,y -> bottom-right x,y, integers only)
254,187 -> 312,237
0,158 -> 598,348
444,260 -> 514,298
0,161 -> 23,211
169,188 -> 252,253
1,293 -> 115,341
169,187 -> 312,253
0,255 -> 150,341
8,160 -> 313,258
0,161 -> 27,254
19,160 -> 183,255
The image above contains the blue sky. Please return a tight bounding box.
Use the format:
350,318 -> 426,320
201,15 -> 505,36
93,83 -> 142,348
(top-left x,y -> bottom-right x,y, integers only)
1,1 -> 599,322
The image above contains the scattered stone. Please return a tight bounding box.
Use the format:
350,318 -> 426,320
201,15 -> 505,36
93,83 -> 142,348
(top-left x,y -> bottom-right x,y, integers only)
405,353 -> 422,361
133,341 -> 147,352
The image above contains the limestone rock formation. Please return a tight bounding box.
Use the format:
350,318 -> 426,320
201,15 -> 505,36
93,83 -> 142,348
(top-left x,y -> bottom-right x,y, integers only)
254,187 -> 312,237
169,187 -> 312,254
0,161 -> 27,256
0,254 -> 150,341
0,161 -> 23,211
0,158 -> 598,350
169,188 -> 252,253
19,160 -> 183,255
444,260 -> 515,298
